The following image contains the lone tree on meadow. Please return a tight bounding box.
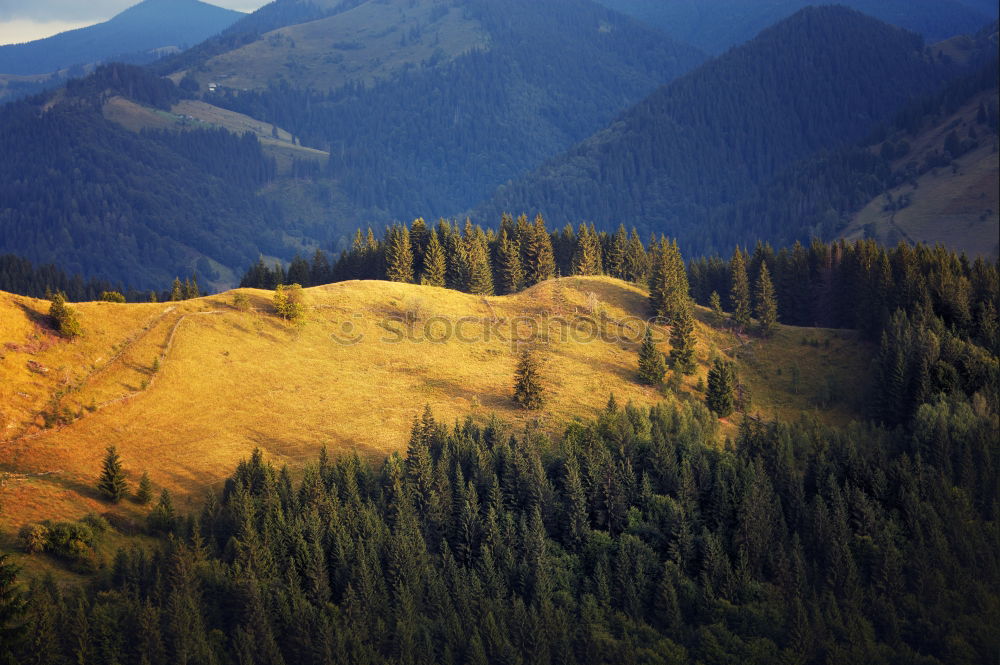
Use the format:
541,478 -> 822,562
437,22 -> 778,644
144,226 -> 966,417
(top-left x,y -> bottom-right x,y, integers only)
706,359 -> 737,417
513,349 -> 544,409
638,327 -> 666,386
48,291 -> 81,338
97,445 -> 128,503
273,283 -> 305,322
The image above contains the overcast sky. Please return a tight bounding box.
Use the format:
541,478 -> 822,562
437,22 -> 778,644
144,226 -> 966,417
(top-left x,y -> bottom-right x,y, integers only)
0,0 -> 269,45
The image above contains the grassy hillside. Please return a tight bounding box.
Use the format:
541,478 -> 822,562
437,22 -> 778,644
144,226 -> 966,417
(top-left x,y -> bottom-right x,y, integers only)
180,0 -> 489,93
844,88 -> 999,257
0,277 -> 870,536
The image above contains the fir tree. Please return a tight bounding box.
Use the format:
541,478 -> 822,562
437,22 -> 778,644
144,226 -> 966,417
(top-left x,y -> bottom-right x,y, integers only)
48,291 -> 81,337
624,229 -> 648,283
709,291 -> 724,325
754,262 -> 778,336
136,471 -> 153,505
607,224 -> 628,280
571,224 -> 602,276
670,303 -> 697,375
513,349 -> 544,409
638,327 -> 666,386
385,225 -> 415,283
729,250 -> 752,332
420,232 -> 447,287
170,278 -> 183,302
0,553 -> 26,661
97,445 -> 128,503
707,359 -> 736,417
649,239 -> 689,325
497,229 -> 525,294
466,231 -> 495,296
525,215 -> 555,286
149,489 -> 176,533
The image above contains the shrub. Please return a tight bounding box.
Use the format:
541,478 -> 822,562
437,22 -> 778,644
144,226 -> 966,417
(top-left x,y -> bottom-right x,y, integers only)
18,523 -> 49,554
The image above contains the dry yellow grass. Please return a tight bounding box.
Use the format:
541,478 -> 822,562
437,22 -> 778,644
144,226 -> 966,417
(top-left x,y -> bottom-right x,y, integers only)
0,277 -> 870,540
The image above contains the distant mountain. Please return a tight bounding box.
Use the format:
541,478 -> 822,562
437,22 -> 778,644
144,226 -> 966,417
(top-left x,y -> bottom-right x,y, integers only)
474,6 -> 971,256
0,0 -> 244,76
162,0 -> 706,225
594,0 -> 996,54
0,0 -> 704,289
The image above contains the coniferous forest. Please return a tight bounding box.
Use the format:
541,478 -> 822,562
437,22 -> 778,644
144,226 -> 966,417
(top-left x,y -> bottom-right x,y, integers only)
1,389 -> 997,664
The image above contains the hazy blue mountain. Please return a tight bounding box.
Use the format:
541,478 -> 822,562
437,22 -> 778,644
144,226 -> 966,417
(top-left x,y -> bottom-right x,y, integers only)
475,6 -> 968,255
595,0 -> 995,54
0,0 -> 244,76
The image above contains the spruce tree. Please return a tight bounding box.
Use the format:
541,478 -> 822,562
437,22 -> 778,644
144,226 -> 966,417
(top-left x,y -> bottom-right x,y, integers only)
754,262 -> 778,336
420,232 -> 447,287
170,278 -> 183,302
624,229 -> 648,283
670,303 -> 697,375
97,445 -> 128,503
729,250 -> 752,332
571,224 -> 602,276
513,349 -> 544,409
497,229 -> 525,294
525,215 -> 555,286
638,328 -> 666,386
0,553 -> 26,660
385,225 -> 415,283
709,291 -> 724,325
707,359 -> 736,417
136,471 -> 153,505
608,224 -> 628,279
466,230 -> 495,296
148,489 -> 176,533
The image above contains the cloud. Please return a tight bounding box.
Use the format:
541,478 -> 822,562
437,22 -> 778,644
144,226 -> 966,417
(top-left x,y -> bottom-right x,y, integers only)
0,19 -> 95,46
0,0 -> 266,24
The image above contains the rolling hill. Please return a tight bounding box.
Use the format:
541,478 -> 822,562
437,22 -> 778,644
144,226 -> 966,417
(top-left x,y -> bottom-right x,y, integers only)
0,0 -> 244,77
0,276 -> 870,532
594,0 -> 996,54
474,6 -> 970,257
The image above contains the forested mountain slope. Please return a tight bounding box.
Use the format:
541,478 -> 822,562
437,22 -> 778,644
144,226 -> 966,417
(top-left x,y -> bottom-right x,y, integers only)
177,0 -> 706,223
0,65 -> 290,291
0,0 -> 244,76
475,7 -> 969,256
596,0 -> 996,54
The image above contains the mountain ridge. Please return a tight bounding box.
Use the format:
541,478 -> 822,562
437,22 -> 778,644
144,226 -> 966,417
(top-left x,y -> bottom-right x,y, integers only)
0,0 -> 245,77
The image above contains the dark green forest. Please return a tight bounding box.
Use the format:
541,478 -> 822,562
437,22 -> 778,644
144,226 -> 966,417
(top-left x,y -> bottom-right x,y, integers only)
475,7 -> 986,256
2,395 -> 997,664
